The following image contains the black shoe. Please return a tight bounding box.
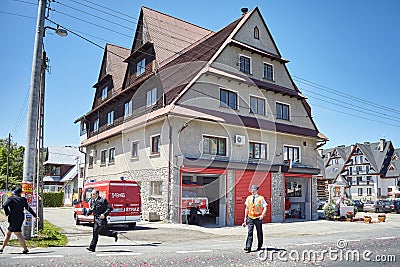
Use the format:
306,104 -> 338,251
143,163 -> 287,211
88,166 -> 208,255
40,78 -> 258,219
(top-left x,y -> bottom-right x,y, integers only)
243,248 -> 251,253
114,233 -> 118,242
256,247 -> 263,251
22,249 -> 29,254
86,247 -> 95,252
0,249 -> 3,253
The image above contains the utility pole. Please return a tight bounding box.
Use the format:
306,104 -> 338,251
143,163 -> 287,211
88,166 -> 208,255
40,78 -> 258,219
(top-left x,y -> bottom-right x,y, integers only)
36,51 -> 47,231
6,133 -> 11,193
22,0 -> 46,240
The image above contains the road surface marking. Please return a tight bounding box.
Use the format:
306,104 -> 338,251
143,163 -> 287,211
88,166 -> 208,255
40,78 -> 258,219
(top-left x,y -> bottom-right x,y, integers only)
346,239 -> 360,242
375,236 -> 396,240
294,242 -> 321,246
96,252 -> 142,257
13,255 -> 64,259
176,249 -> 213,254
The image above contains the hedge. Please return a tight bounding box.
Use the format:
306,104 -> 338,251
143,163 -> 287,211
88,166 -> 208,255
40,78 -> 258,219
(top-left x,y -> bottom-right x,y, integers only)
43,192 -> 64,207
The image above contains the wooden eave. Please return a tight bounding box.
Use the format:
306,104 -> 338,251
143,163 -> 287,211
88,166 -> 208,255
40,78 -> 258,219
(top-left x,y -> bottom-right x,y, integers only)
229,39 -> 289,63
92,74 -> 112,88
124,42 -> 153,63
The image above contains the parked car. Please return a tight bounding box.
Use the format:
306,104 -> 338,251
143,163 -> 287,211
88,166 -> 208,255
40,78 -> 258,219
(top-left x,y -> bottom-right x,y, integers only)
393,199 -> 400,213
379,199 -> 394,213
352,200 -> 364,212
363,200 -> 381,213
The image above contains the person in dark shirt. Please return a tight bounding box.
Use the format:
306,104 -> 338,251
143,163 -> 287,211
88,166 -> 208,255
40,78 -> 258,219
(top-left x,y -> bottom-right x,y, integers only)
86,189 -> 118,252
0,187 -> 38,254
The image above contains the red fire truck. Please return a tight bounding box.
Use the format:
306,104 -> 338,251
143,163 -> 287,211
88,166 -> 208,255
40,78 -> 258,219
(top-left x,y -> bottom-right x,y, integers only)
181,184 -> 209,216
73,179 -> 141,229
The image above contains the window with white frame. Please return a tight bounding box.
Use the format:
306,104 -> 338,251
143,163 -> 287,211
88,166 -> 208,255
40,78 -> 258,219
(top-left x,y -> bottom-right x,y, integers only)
358,188 -> 363,196
254,26 -> 259,40
367,188 -> 372,196
100,150 -> 107,165
146,88 -> 157,107
93,119 -> 99,132
220,89 -> 237,110
203,135 -> 226,156
109,147 -> 115,164
150,181 -> 162,196
88,149 -> 95,168
239,55 -> 251,74
151,135 -> 161,154
263,63 -> 274,81
107,111 -> 114,125
101,86 -> 108,100
131,141 -> 139,158
250,96 -> 265,115
249,142 -> 267,159
283,145 -> 300,162
276,102 -> 290,120
124,100 -> 132,117
136,58 -> 146,76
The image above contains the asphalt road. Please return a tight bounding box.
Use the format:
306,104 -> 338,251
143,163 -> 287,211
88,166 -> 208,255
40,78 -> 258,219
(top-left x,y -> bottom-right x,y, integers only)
0,208 -> 399,266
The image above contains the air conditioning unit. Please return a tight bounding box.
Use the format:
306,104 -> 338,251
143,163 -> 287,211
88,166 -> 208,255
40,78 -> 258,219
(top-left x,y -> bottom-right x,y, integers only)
234,135 -> 245,145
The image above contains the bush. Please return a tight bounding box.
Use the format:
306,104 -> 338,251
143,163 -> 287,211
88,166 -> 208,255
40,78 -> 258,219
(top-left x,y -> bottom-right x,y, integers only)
43,191 -> 64,207
323,202 -> 336,220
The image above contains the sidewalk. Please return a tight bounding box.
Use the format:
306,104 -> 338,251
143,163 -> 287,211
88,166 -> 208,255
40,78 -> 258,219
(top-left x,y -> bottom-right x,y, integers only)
139,211 -> 399,238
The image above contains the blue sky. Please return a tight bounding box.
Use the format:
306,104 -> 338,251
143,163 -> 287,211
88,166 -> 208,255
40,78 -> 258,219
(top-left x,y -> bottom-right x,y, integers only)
1,0 -> 399,149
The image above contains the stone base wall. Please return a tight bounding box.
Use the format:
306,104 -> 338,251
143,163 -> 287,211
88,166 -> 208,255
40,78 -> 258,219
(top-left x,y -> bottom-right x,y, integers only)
271,172 -> 284,223
312,175 -> 318,220
125,167 -> 169,221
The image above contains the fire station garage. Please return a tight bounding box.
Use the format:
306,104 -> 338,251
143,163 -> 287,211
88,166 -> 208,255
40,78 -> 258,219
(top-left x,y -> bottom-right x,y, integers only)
180,167 -> 226,226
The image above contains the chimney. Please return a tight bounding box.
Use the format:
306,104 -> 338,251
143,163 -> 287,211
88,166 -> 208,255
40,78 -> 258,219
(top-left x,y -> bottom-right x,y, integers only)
379,138 -> 386,152
241,7 -> 248,15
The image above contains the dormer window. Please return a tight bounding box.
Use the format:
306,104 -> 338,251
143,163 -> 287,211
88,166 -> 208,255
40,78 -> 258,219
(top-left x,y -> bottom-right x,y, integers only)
137,58 -> 146,77
101,86 -> 108,100
254,26 -> 259,39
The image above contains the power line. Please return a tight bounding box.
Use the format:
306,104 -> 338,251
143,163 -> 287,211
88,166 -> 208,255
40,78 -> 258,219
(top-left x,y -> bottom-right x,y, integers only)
310,102 -> 400,128
0,10 -> 36,19
294,76 -> 400,114
17,2 -> 400,128
49,9 -> 133,38
53,1 -> 134,32
299,87 -> 400,124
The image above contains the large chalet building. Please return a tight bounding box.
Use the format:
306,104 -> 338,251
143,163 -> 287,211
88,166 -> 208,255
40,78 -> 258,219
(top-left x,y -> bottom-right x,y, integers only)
75,7 -> 327,226
317,139 -> 400,201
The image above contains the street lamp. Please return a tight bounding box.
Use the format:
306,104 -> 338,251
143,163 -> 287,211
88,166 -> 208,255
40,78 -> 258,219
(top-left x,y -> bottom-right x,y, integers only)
22,0 -> 67,240
44,26 -> 68,37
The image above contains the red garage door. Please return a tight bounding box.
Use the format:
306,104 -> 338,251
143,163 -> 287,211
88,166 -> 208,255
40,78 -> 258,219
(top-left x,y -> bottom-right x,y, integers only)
234,170 -> 272,225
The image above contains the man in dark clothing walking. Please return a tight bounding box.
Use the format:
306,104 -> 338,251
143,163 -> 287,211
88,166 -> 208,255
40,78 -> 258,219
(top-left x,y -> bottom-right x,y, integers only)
1,187 -> 38,254
86,189 -> 118,252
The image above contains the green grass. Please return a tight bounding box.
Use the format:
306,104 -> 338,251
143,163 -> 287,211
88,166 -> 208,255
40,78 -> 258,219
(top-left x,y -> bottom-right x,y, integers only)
10,220 -> 67,247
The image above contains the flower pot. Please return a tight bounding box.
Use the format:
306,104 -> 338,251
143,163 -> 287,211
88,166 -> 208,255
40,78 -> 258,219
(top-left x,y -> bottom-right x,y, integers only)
364,217 -> 372,223
378,216 -> 386,222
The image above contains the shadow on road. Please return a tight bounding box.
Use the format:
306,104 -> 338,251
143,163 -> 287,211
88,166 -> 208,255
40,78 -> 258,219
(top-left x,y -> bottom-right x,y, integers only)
66,243 -> 162,248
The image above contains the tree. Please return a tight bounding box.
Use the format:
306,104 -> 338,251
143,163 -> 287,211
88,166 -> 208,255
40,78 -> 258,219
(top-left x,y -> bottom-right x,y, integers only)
0,137 -> 24,190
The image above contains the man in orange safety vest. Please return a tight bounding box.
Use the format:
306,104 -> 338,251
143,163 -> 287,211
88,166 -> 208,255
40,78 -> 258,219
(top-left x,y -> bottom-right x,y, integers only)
243,184 -> 267,253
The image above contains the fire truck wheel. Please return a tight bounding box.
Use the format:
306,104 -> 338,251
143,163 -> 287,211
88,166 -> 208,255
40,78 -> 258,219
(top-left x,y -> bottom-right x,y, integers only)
74,214 -> 81,225
128,223 -> 136,230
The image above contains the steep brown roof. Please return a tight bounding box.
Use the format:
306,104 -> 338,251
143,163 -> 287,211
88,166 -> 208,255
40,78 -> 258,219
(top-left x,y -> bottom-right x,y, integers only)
105,44 -> 130,92
142,6 -> 213,65
158,17 -> 242,105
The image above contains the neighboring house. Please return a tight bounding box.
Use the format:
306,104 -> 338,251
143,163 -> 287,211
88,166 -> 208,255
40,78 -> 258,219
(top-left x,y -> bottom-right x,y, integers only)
75,6 -> 327,225
318,139 -> 400,201
43,146 -> 84,205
